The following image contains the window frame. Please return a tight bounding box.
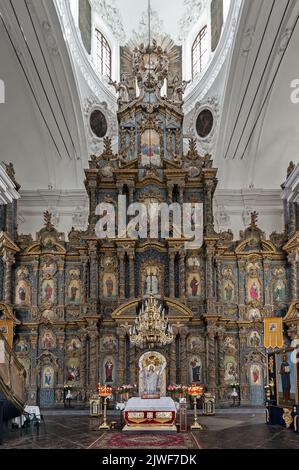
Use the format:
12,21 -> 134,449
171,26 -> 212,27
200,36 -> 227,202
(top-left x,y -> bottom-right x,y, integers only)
191,25 -> 208,80
95,29 -> 112,78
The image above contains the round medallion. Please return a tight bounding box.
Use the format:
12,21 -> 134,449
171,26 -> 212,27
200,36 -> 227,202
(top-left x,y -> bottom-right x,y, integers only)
90,109 -> 108,138
195,108 -> 214,139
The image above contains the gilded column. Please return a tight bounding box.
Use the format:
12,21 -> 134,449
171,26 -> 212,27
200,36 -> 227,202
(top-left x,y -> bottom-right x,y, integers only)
3,250 -> 14,304
216,258 -> 222,302
129,345 -> 137,386
31,258 -> 39,320
217,327 -> 225,399
87,322 -> 99,390
57,258 -> 65,320
88,241 -> 98,314
80,255 -> 89,305
29,328 -> 38,404
169,251 -> 175,298
207,324 -> 217,392
169,332 -> 177,384
179,249 -> 186,298
128,252 -> 135,298
118,250 -> 126,300
117,327 -> 126,386
80,330 -> 88,389
179,328 -> 188,384
288,253 -> 298,301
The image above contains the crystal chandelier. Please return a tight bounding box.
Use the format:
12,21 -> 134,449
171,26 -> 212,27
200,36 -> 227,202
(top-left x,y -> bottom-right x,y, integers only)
129,296 -> 174,349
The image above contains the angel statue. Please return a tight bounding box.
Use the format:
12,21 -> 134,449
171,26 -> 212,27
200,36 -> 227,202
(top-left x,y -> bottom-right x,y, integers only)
108,73 -> 130,106
172,76 -> 191,103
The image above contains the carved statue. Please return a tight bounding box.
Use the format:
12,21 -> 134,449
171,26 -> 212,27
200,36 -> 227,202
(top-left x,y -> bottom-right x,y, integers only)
109,74 -> 130,105
172,76 -> 190,103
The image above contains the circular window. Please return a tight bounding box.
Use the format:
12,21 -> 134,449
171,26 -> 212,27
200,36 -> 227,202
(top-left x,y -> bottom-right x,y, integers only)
196,109 -> 214,139
90,109 -> 108,138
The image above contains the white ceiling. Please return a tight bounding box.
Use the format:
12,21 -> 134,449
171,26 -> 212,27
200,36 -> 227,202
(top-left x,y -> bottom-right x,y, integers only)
112,0 -> 188,43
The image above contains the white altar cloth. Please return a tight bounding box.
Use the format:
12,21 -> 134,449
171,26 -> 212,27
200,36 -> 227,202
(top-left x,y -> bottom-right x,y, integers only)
124,397 -> 176,412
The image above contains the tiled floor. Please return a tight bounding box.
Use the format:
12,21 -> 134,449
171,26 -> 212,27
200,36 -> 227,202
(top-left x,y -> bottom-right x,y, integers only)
0,409 -> 298,449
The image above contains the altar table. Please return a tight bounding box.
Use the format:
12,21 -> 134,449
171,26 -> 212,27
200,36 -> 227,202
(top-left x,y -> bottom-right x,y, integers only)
123,397 -> 178,432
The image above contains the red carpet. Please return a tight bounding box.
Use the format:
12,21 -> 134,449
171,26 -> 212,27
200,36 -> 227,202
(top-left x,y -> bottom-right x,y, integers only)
88,432 -> 201,449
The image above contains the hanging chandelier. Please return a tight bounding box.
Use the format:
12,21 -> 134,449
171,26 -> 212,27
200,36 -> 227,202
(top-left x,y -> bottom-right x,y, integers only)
129,296 -> 174,349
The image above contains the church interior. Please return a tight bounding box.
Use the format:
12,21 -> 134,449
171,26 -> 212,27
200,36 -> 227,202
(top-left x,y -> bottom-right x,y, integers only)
0,0 -> 299,452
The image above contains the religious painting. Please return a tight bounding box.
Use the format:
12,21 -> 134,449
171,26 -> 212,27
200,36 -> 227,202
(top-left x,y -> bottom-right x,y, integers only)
90,109 -> 107,138
276,351 -> 297,407
246,278 -> 261,303
222,279 -> 235,304
66,337 -> 81,352
41,309 -> 55,321
187,272 -> 201,298
102,272 -> 117,298
15,339 -> 30,355
41,331 -> 56,350
188,336 -> 203,352
189,356 -> 202,383
272,279 -> 286,304
15,280 -> 30,306
196,109 -> 214,139
248,331 -> 261,348
103,356 -> 115,384
141,129 -> 161,167
68,279 -> 81,304
142,266 -> 161,297
42,366 -> 54,388
101,335 -> 118,352
41,260 -> 57,277
224,337 -> 237,355
224,356 -> 238,384
248,307 -> 261,321
66,358 -> 80,383
138,351 -> 166,397
41,279 -> 55,304
250,364 -> 262,386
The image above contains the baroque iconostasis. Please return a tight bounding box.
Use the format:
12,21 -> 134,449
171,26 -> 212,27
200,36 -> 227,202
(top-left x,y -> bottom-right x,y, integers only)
0,36 -> 298,414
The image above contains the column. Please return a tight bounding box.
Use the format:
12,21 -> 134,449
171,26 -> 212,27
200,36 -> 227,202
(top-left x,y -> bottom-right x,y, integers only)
217,327 -> 225,400
57,258 -> 65,320
80,330 -> 88,389
205,244 -> 215,313
87,323 -> 99,390
118,250 -> 126,300
128,252 -> 135,298
179,249 -> 186,298
169,251 -> 175,298
117,327 -> 126,386
29,329 -> 38,404
288,253 -> 298,301
3,250 -> 14,304
179,328 -> 188,384
215,258 -> 222,302
31,259 -> 39,320
88,241 -> 98,314
80,256 -> 88,305
129,345 -> 137,386
169,333 -> 177,384
87,178 -> 98,228
167,183 -> 174,204
207,324 -> 217,392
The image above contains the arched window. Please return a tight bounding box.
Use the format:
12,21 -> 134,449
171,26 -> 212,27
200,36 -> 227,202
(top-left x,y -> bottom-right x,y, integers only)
95,30 -> 111,77
192,26 -> 208,79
